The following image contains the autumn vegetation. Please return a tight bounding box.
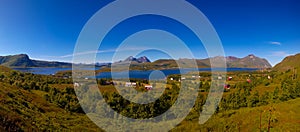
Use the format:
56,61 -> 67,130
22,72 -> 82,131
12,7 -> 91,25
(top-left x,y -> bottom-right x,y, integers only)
0,53 -> 300,131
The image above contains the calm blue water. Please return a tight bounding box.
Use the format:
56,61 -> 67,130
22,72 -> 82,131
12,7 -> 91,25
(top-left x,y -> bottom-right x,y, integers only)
13,67 -> 258,78
13,67 -> 99,75
96,68 -> 259,79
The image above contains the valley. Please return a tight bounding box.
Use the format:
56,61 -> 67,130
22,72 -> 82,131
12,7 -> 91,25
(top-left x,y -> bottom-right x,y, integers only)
0,53 -> 299,131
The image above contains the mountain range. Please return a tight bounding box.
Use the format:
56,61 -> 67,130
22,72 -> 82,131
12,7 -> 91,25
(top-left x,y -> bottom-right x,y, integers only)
97,54 -> 272,72
0,54 -> 272,69
132,54 -> 271,68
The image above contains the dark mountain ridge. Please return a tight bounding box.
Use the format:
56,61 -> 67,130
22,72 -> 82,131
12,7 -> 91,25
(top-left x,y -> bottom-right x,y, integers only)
0,54 -> 71,68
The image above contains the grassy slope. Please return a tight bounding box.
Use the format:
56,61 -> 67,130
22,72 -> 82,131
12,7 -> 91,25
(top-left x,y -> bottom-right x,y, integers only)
0,66 -> 101,131
173,98 -> 300,131
0,82 -> 102,131
273,53 -> 300,71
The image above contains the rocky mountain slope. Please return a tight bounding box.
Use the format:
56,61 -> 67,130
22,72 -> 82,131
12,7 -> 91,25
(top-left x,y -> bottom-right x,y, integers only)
0,54 -> 71,68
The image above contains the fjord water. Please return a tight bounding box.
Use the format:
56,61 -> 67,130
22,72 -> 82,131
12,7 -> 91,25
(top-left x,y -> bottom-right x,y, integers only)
13,67 -> 99,75
96,68 -> 259,79
13,67 -> 258,79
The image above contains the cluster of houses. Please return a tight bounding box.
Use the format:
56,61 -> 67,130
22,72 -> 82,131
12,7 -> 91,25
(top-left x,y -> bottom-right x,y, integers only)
169,75 -> 201,82
74,80 -> 154,90
224,76 -> 233,90
123,82 -> 153,90
223,74 -> 272,91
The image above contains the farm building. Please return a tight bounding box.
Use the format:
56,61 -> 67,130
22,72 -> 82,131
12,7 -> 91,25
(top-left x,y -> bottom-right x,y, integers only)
125,82 -> 137,87
224,84 -> 231,89
144,84 -> 153,90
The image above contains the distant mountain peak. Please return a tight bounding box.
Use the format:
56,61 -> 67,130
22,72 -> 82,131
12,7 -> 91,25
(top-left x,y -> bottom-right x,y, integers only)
137,56 -> 151,63
124,56 -> 136,62
120,56 -> 151,64
246,54 -> 256,59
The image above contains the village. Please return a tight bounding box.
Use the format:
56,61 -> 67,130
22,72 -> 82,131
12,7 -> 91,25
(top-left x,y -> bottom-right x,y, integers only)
74,70 -> 274,95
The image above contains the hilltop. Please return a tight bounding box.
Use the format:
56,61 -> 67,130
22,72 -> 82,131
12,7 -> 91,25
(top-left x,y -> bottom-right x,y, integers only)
115,56 -> 151,64
226,54 -> 271,68
273,53 -> 300,71
0,54 -> 35,67
0,54 -> 72,68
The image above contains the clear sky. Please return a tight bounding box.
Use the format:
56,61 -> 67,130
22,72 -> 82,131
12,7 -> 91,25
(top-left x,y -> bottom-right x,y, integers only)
0,0 -> 299,66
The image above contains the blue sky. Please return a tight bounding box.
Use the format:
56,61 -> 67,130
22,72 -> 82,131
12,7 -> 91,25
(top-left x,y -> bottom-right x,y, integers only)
0,0 -> 299,66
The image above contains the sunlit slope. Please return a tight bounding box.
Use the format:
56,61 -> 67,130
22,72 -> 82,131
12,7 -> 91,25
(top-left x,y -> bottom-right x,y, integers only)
0,66 -> 101,131
273,53 -> 300,71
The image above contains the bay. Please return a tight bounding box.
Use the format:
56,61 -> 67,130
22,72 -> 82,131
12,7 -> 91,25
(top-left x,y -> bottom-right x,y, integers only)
96,68 -> 259,79
13,67 -> 99,75
13,67 -> 258,79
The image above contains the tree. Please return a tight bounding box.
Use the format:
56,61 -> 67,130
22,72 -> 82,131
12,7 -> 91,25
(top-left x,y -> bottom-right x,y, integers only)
248,91 -> 259,107
272,86 -> 279,101
43,94 -> 50,101
0,74 -> 4,81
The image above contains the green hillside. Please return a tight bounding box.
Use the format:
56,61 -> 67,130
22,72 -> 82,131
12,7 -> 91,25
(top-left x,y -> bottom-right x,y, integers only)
0,51 -> 299,131
0,66 -> 101,131
173,98 -> 300,131
273,53 -> 300,71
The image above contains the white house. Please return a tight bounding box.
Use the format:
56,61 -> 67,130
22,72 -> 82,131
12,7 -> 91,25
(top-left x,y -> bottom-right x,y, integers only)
131,82 -> 137,87
145,84 -> 153,90
74,82 -> 80,87
125,82 -> 136,87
